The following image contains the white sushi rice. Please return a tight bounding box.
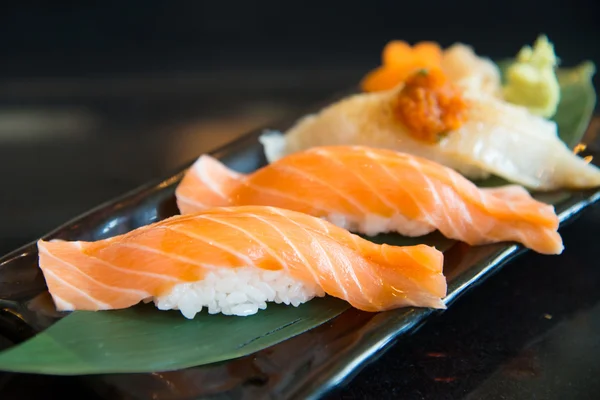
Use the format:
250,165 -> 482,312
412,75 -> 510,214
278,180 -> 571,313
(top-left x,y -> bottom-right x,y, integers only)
324,213 -> 433,237
150,267 -> 325,319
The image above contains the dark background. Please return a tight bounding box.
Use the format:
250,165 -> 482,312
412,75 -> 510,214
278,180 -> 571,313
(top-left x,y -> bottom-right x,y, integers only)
0,2 -> 599,398
1,1 -> 599,77
0,0 -> 598,255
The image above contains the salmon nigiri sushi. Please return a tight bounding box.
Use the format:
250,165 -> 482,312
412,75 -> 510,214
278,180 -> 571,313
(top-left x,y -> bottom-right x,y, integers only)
176,146 -> 563,255
37,206 -> 446,319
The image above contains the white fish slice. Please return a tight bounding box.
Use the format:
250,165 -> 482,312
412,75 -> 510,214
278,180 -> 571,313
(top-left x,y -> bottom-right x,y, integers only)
260,76 -> 600,191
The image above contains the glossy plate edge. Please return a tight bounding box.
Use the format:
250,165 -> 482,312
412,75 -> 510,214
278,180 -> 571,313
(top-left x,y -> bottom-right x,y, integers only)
0,104 -> 598,399
297,188 -> 600,400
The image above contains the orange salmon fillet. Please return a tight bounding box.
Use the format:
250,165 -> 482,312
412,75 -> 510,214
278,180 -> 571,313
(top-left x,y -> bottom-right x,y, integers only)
37,206 -> 446,313
176,146 -> 563,255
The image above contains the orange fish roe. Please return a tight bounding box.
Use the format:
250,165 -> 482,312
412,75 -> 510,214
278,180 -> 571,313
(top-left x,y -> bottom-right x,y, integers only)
360,41 -> 443,92
393,68 -> 469,143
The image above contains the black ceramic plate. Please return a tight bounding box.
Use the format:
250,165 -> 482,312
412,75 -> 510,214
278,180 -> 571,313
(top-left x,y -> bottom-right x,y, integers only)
0,105 -> 599,399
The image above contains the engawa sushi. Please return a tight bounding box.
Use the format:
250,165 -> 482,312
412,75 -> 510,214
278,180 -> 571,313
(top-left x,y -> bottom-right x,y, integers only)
259,39 -> 600,191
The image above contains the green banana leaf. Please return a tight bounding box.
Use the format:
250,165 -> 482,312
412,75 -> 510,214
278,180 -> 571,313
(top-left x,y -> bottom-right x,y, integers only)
0,60 -> 595,376
554,62 -> 597,148
0,298 -> 350,375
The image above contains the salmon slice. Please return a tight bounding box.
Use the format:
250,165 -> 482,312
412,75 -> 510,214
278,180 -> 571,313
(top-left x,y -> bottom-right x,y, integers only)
37,206 -> 447,317
176,146 -> 563,255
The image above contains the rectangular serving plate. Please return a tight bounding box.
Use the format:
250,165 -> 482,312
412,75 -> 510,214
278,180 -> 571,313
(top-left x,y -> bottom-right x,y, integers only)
0,101 -> 598,399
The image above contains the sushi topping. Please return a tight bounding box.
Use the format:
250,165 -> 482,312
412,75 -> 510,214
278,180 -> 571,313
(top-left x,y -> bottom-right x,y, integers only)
393,68 -> 469,143
360,40 -> 443,92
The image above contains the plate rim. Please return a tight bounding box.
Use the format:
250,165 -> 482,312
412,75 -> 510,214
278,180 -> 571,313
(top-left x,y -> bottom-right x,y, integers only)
0,105 -> 599,399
